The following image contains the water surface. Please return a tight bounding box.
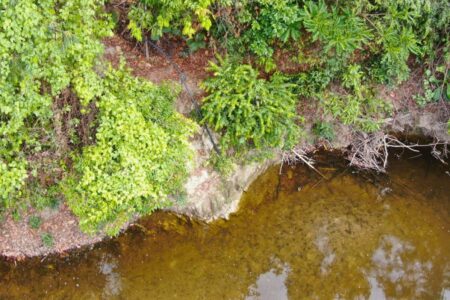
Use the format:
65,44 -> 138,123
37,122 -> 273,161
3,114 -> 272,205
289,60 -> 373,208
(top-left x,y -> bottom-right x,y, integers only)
0,151 -> 449,299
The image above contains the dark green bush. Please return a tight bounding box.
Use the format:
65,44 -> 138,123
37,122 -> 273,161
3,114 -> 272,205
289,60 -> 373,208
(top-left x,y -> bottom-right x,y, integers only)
322,65 -> 392,133
127,0 -> 218,40
41,232 -> 54,247
313,122 -> 335,141
201,56 -> 300,153
301,1 -> 372,57
238,0 -> 303,71
288,68 -> 335,97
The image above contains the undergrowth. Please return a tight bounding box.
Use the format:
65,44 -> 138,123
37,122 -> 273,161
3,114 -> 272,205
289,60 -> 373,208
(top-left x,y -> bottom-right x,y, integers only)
1,1 -> 196,235
63,65 -> 195,235
1,0 -> 449,236
200,56 -> 301,158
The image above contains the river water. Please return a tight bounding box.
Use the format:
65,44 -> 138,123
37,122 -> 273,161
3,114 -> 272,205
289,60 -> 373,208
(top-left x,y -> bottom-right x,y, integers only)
0,150 -> 449,299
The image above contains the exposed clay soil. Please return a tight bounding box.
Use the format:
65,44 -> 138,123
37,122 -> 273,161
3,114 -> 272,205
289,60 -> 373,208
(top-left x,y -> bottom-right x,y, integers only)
103,35 -> 212,83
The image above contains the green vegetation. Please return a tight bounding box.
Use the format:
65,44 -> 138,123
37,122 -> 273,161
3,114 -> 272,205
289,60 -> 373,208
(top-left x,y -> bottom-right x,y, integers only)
415,65 -> 450,107
123,0 -> 448,148
63,66 -> 195,235
313,122 -> 334,141
28,215 -> 42,229
41,232 -> 54,247
127,0 -> 218,40
234,0 -> 303,71
1,0 -> 448,239
1,1 -> 195,235
0,0 -> 111,212
322,64 -> 392,133
27,184 -> 61,211
301,1 -> 371,57
201,56 -> 300,154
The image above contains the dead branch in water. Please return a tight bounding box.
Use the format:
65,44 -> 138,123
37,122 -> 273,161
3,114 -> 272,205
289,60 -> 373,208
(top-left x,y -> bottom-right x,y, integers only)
282,148 -> 327,178
283,132 -> 448,175
347,131 -> 448,172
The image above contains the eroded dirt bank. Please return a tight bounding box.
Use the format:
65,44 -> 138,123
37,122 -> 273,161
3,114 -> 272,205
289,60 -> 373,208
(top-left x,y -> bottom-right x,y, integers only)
0,36 -> 448,259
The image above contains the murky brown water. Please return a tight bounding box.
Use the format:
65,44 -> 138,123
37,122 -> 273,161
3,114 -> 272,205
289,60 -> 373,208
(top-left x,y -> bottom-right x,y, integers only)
0,150 -> 449,299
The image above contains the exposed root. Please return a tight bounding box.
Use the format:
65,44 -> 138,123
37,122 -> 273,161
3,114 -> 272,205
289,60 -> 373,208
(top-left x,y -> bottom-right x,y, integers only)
283,132 -> 448,175
347,131 -> 448,172
431,142 -> 448,164
347,131 -> 391,173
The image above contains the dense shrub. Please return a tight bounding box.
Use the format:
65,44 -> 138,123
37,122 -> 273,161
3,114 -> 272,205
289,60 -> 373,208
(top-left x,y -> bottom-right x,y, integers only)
1,1 -> 196,235
288,68 -> 335,98
238,0 -> 303,71
124,0 -> 449,101
127,0 -> 219,41
313,122 -> 335,141
322,93 -> 391,133
322,65 -> 392,133
200,56 -> 300,153
64,66 -> 195,235
301,1 -> 372,57
0,0 -> 111,210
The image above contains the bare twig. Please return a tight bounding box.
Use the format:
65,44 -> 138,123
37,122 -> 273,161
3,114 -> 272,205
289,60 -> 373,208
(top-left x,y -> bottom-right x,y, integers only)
347,131 -> 448,172
282,148 -> 327,179
144,35 -> 149,59
292,150 -> 327,179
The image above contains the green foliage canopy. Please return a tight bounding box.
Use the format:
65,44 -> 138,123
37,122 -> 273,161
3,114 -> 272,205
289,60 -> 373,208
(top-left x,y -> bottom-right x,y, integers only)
1,1 -> 196,236
301,1 -> 372,57
239,0 -> 303,71
128,0 -> 218,40
64,66 -> 195,235
0,0 -> 111,208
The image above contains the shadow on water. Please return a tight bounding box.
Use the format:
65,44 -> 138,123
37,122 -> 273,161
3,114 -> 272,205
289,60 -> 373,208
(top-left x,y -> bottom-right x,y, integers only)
0,149 -> 449,299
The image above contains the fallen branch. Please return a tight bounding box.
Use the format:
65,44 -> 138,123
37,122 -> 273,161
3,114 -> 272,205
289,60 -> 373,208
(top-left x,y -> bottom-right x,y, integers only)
282,148 -> 327,179
347,131 -> 448,172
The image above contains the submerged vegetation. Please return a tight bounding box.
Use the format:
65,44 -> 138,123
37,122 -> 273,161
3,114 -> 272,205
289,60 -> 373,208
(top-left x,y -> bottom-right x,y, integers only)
0,0 -> 449,239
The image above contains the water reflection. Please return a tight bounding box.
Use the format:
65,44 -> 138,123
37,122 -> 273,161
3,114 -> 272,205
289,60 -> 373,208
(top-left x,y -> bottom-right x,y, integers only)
99,254 -> 122,298
366,235 -> 434,299
246,260 -> 290,300
315,226 -> 336,275
366,275 -> 386,300
442,288 -> 450,300
0,151 -> 449,299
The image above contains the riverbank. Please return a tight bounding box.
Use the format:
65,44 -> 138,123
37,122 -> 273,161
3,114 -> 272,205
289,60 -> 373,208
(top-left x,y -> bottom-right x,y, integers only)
0,35 -> 448,259
1,148 -> 449,298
